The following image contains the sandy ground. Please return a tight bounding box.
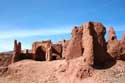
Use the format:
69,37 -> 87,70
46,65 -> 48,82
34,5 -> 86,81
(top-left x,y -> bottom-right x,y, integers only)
0,59 -> 125,83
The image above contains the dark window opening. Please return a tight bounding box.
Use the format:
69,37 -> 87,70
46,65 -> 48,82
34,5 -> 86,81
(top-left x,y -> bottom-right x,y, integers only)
82,48 -> 84,55
111,36 -> 116,40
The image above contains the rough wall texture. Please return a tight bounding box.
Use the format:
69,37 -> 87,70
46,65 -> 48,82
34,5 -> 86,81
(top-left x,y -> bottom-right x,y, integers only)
32,40 -> 63,61
107,27 -> 121,59
82,22 -> 110,65
51,44 -> 62,58
108,27 -> 117,42
61,40 -> 70,59
32,40 -> 51,60
32,40 -> 51,54
89,22 -> 109,65
65,26 -> 83,60
120,33 -> 125,60
10,22 -> 125,65
11,40 -> 22,63
82,22 -> 94,65
65,22 -> 110,65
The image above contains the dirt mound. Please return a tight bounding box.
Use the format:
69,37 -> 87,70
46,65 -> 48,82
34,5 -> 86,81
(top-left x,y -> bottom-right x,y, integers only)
0,54 -> 12,76
0,60 -> 65,83
0,58 -> 125,83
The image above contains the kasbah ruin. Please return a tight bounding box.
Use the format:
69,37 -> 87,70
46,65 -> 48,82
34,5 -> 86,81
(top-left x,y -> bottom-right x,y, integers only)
11,21 -> 125,66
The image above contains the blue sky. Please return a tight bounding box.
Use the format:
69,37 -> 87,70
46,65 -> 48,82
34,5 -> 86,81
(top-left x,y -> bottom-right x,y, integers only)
0,0 -> 124,52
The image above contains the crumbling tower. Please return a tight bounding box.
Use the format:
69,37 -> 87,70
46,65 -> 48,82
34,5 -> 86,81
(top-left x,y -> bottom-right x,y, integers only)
18,42 -> 22,54
107,27 -> 121,59
120,33 -> 125,60
11,40 -> 22,63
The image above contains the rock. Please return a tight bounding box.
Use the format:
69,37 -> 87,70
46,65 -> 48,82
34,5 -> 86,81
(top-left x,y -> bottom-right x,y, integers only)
76,64 -> 94,79
59,57 -> 94,83
0,66 -> 8,76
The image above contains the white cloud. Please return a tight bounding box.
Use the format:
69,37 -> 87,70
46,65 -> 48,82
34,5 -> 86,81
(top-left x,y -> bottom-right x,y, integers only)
0,48 -> 11,52
0,24 -> 124,52
0,25 -> 73,52
0,26 -> 73,39
0,24 -> 124,39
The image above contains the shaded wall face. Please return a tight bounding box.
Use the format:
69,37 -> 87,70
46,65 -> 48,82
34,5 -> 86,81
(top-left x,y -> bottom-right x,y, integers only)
65,26 -> 83,60
32,41 -> 63,60
52,44 -> 62,55
35,46 -> 46,61
89,23 -> 110,65
81,22 -> 112,65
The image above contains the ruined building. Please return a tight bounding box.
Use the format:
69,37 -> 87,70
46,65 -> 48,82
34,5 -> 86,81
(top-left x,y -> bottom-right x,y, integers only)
11,22 -> 125,66
11,40 -> 22,63
11,40 -> 62,63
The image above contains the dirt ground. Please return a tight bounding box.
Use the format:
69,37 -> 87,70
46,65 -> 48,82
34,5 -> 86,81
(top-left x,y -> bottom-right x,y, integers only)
0,59 -> 125,83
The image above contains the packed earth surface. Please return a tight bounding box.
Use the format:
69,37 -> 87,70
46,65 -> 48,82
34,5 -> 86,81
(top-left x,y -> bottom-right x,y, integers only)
0,58 -> 125,83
